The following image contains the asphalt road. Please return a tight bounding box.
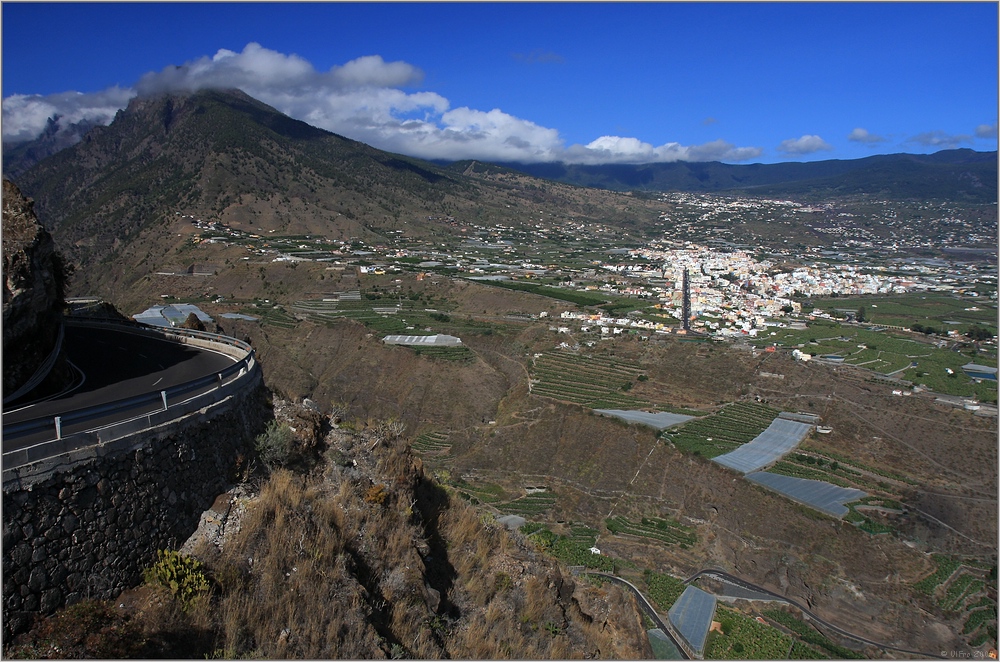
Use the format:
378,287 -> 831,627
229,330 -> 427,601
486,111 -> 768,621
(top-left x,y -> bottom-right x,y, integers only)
3,325 -> 237,451
684,569 -> 945,660
586,572 -> 689,659
589,568 -> 945,660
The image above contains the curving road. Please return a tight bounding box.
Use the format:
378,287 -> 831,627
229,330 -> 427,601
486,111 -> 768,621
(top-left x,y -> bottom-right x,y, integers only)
684,568 -> 945,660
586,572 -> 689,659
588,568 -> 945,660
3,325 -> 237,451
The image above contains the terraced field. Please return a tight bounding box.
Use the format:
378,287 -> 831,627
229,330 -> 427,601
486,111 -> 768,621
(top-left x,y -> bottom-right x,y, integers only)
751,320 -> 998,401
448,476 -> 507,506
913,554 -> 998,648
529,350 -> 652,409
522,523 -> 617,571
643,570 -> 688,612
495,490 -> 558,517
762,609 -> 865,659
410,431 -> 451,455
663,402 -> 780,458
605,515 -> 697,547
252,306 -> 299,328
289,297 -> 499,349
707,605 -> 794,660
409,345 -> 475,362
292,298 -> 423,335
766,447 -> 916,533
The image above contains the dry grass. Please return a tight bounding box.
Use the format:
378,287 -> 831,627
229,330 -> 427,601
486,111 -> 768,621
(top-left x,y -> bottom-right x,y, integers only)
8,414 -> 651,659
198,427 -> 650,660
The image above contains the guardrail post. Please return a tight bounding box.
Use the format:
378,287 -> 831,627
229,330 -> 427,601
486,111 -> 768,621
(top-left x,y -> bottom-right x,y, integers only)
55,416 -> 62,440
161,390 -> 168,411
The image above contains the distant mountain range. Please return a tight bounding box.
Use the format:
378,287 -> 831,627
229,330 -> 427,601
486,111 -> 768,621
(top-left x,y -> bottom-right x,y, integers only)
4,88 -> 663,280
5,87 -> 995,279
481,149 -> 997,202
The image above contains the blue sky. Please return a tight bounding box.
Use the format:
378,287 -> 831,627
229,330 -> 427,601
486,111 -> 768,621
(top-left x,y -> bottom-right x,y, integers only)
3,2 -> 997,164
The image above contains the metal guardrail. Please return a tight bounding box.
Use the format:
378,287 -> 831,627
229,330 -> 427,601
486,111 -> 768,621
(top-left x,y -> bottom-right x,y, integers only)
2,319 -> 258,471
3,323 -> 66,406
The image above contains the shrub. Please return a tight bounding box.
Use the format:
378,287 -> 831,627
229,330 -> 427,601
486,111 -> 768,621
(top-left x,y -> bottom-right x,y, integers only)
364,483 -> 388,505
254,420 -> 294,470
143,549 -> 211,610
4,599 -> 146,658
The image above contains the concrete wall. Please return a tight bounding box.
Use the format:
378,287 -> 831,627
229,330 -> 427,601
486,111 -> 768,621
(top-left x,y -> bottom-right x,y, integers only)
1,367 -> 271,638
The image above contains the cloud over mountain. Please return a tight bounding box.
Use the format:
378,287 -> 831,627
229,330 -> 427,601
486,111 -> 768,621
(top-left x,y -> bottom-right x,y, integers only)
1,87 -> 134,143
0,42 -> 797,165
777,134 -> 833,155
847,127 -> 886,145
908,130 -> 972,148
563,136 -> 762,165
975,122 -> 997,139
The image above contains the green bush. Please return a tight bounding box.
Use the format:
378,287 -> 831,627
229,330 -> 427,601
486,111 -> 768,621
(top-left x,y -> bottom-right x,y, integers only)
255,420 -> 294,470
143,549 -> 210,610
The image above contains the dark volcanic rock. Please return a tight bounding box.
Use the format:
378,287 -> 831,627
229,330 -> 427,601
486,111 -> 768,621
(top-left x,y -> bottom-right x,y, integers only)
2,179 -> 69,398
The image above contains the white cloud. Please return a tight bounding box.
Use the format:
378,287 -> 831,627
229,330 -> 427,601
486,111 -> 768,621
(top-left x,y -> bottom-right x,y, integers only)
563,136 -> 761,165
847,127 -> 886,144
687,139 -> 763,163
776,134 -> 833,155
134,43 -> 424,96
2,42 -> 761,165
908,130 -> 971,148
975,122 -> 997,140
1,87 -> 133,143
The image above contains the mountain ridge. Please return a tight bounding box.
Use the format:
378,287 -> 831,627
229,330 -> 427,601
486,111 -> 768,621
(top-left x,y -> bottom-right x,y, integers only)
474,148 -> 997,201
7,88 -> 669,300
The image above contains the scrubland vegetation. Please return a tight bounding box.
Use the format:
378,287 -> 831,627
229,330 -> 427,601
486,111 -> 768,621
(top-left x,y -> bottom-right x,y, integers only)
6,406 -> 650,659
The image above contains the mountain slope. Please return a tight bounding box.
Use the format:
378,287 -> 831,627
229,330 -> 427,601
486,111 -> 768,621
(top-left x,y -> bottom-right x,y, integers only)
488,149 -> 998,201
9,89 -> 471,263
9,89 -> 666,283
2,115 -> 102,179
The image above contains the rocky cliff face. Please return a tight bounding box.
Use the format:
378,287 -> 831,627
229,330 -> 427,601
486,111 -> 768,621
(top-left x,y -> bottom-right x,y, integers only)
2,179 -> 69,398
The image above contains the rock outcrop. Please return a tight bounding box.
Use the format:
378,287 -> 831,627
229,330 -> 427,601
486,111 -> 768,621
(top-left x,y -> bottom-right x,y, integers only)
2,179 -> 69,399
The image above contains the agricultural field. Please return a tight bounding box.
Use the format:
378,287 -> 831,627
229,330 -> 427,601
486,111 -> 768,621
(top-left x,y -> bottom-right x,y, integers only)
529,350 -> 653,409
472,278 -> 617,307
706,606 -> 794,660
405,345 -> 475,362
289,294 -> 499,341
751,320 -> 997,401
642,570 -> 688,613
762,609 -> 866,659
605,515 -> 697,548
521,524 -> 617,571
768,453 -> 904,495
813,292 -> 998,336
410,431 -> 452,456
447,476 -> 507,506
495,489 -> 558,517
767,448 -> 911,531
913,555 -> 998,648
662,402 -> 780,458
250,305 -> 299,328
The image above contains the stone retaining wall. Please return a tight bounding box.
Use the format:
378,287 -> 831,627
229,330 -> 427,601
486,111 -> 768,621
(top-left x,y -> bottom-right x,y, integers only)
1,372 -> 271,638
